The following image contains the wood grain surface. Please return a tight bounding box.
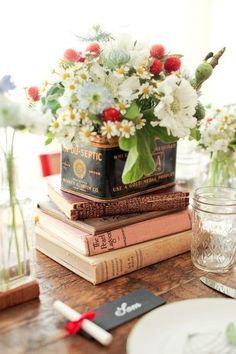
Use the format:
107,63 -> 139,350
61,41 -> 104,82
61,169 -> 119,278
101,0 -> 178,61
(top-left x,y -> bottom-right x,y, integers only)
1,250 -> 236,354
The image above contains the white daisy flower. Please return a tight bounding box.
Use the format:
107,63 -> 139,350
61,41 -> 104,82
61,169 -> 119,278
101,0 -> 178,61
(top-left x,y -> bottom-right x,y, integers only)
152,75 -> 198,138
63,79 -> 78,93
101,121 -> 117,139
120,119 -> 136,138
116,101 -> 130,115
139,83 -> 153,99
78,110 -> 89,122
56,126 -> 76,149
49,119 -> 62,133
67,108 -> 80,125
79,125 -> 96,142
135,66 -> 150,80
114,66 -> 129,78
135,116 -> 146,130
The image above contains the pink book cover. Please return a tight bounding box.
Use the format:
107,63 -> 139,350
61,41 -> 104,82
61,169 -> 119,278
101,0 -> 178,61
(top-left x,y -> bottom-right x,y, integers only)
38,208 -> 191,256
86,209 -> 191,255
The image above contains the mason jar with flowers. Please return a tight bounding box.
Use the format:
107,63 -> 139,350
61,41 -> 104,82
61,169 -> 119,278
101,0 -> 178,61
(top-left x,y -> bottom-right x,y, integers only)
197,105 -> 236,187
27,26 -> 224,200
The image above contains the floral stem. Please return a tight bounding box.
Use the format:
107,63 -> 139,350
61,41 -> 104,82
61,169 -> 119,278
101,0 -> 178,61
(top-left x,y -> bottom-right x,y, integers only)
6,129 -> 23,275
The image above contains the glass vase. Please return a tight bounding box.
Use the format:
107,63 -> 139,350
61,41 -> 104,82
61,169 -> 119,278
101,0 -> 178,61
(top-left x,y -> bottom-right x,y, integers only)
207,150 -> 236,187
0,129 -> 36,292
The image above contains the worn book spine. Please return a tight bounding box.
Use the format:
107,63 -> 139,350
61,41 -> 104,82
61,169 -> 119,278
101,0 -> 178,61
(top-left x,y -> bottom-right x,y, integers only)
95,232 -> 191,284
86,209 -> 191,255
36,229 -> 191,285
70,194 -> 189,220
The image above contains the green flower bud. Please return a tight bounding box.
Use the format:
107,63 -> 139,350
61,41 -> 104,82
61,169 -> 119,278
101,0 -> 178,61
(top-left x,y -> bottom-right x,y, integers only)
108,49 -> 130,67
195,62 -> 213,82
194,102 -> 206,121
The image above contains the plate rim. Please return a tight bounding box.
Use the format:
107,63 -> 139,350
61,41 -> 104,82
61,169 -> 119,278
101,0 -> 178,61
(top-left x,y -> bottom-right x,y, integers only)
126,297 -> 236,354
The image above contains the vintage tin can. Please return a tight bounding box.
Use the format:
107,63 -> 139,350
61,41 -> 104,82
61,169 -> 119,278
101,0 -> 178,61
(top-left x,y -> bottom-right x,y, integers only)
61,138 -> 177,201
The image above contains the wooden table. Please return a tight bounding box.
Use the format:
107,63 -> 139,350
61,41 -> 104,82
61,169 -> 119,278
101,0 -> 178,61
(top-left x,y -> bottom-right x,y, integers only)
1,250 -> 236,354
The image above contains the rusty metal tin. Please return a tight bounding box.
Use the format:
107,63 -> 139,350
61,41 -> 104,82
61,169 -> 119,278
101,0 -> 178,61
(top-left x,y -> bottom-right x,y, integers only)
61,139 -> 177,201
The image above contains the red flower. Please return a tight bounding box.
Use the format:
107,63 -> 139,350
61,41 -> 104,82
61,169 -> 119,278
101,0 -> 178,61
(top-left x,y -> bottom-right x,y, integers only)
63,48 -> 80,62
150,59 -> 163,75
28,86 -> 40,101
86,43 -> 100,57
102,108 -> 121,122
164,56 -> 181,73
76,51 -> 85,62
150,44 -> 165,59
207,117 -> 213,123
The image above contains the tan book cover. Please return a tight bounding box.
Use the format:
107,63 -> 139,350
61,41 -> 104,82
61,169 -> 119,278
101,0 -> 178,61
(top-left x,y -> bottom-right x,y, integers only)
48,176 -> 189,220
37,209 -> 191,256
36,227 -> 191,285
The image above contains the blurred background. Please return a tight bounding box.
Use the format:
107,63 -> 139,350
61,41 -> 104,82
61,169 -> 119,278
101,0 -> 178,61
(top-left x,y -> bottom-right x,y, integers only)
0,0 -> 235,191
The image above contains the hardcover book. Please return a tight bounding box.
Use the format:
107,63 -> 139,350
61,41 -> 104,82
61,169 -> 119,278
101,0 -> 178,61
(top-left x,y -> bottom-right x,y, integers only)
37,199 -> 172,235
37,208 -> 191,256
48,176 -> 189,220
36,227 -> 191,285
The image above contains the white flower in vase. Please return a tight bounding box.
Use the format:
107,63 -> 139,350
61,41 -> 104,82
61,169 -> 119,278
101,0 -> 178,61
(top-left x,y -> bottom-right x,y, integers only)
152,75 -> 198,138
77,82 -> 114,114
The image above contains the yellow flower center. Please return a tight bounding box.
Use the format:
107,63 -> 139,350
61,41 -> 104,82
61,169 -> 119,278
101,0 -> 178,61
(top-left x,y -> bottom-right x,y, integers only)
143,86 -> 150,95
170,97 -> 181,114
84,130 -> 92,138
52,121 -> 59,129
70,113 -> 76,120
80,73 -> 88,80
136,117 -> 142,125
63,72 -> 70,80
69,84 -> 76,90
72,96 -> 79,103
119,103 -> 126,111
80,111 -> 87,120
136,67 -> 145,75
105,126 -> 112,134
61,114 -> 67,121
123,125 -> 131,133
41,81 -> 48,92
116,67 -> 125,75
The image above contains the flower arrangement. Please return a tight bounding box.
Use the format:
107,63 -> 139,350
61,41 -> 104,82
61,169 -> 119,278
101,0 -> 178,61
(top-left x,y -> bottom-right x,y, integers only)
197,104 -> 236,186
27,26 -> 224,184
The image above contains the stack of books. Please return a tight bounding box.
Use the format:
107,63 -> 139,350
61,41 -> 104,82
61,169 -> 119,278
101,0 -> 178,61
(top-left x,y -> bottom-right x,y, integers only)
36,177 -> 191,285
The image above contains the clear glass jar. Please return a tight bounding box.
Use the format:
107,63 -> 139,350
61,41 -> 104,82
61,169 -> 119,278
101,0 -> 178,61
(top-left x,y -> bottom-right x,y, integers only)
191,187 -> 236,272
0,150 -> 36,291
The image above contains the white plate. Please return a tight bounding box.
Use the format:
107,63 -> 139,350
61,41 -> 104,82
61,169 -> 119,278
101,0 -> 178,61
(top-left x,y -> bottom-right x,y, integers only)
126,298 -> 236,354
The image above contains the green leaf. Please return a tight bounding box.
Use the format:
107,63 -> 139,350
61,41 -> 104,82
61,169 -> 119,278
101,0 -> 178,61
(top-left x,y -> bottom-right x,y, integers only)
122,145 -> 141,183
119,135 -> 137,151
226,322 -> 236,346
45,137 -> 53,145
41,97 -> 46,105
190,127 -> 201,141
142,110 -> 177,143
124,102 -> 140,120
46,85 -> 64,98
45,131 -> 55,145
121,129 -> 156,184
151,125 -> 177,143
47,99 -> 61,114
